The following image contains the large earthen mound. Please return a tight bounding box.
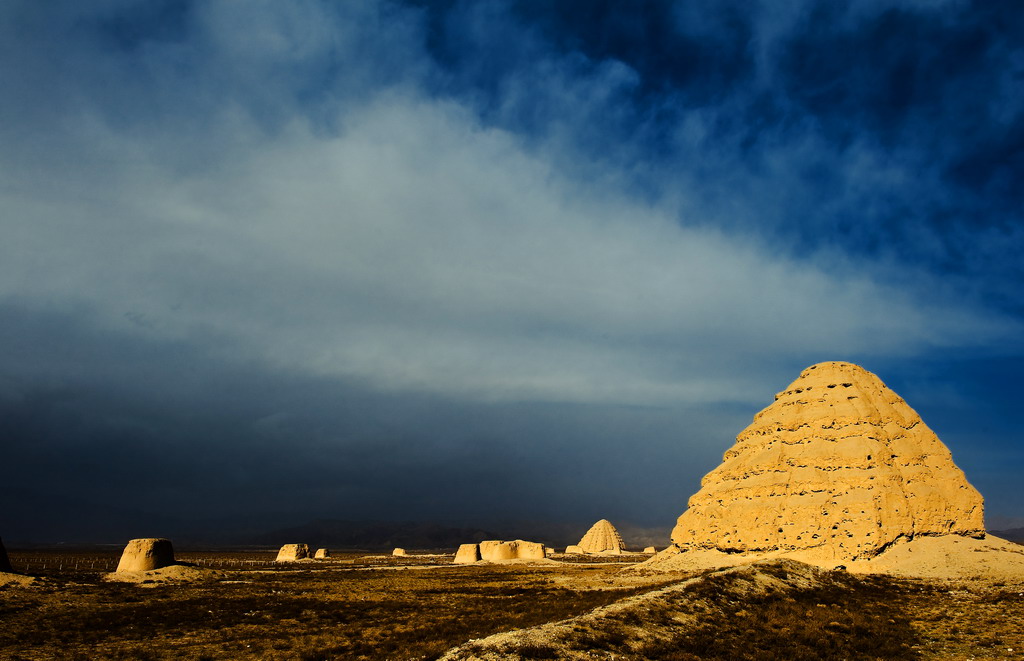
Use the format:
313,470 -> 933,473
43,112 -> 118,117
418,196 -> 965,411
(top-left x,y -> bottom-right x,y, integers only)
577,519 -> 627,554
660,361 -> 987,571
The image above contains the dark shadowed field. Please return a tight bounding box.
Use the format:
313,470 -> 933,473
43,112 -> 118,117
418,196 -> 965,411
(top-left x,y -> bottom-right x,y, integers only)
1,549 -> 1022,660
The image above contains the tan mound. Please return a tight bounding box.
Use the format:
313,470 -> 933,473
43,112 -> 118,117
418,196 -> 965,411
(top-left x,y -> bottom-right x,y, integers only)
116,538 -> 175,573
670,361 -> 984,563
643,535 -> 1024,582
576,519 -> 626,554
104,564 -> 221,586
849,534 -> 1024,580
392,548 -> 407,556
314,548 -> 330,559
564,545 -> 583,554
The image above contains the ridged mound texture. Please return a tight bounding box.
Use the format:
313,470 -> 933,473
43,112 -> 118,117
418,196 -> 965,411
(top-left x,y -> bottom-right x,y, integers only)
671,361 -> 984,562
577,519 -> 627,554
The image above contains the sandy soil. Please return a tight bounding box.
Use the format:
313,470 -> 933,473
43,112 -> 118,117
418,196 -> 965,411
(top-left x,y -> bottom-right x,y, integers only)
102,563 -> 224,586
641,534 -> 1024,584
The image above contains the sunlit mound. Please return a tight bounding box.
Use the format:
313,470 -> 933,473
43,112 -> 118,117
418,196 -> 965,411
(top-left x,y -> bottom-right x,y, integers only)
643,362 -> 1024,579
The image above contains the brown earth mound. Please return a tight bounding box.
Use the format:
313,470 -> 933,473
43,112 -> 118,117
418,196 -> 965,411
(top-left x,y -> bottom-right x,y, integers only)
670,361 -> 984,562
103,564 -> 222,586
439,559 -> 917,660
115,538 -> 175,573
642,361 -> 1018,580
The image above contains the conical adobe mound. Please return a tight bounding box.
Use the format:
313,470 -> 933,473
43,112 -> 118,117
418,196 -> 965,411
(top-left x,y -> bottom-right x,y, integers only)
671,361 -> 984,562
578,519 -> 626,554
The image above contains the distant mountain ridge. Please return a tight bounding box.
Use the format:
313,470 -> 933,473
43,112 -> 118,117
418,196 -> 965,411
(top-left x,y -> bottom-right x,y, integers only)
990,528 -> 1024,544
256,519 -> 501,550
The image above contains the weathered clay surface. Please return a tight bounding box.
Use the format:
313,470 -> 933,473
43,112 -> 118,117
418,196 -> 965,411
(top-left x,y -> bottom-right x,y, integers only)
116,538 -> 175,573
643,546 -> 656,554
0,537 -> 12,573
314,548 -> 330,559
564,545 -> 584,554
454,543 -> 482,564
392,548 -> 407,556
478,540 -> 546,562
577,519 -> 626,554
275,543 -> 309,562
670,361 -> 985,562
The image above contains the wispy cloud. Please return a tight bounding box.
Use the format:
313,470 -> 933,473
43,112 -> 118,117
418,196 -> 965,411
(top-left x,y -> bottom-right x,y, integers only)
1,0 -> 1021,538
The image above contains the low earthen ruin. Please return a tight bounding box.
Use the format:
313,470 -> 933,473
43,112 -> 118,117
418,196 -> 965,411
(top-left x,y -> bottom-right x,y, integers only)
314,548 -> 330,559
455,540 -> 546,563
392,548 -> 407,556
115,538 -> 175,573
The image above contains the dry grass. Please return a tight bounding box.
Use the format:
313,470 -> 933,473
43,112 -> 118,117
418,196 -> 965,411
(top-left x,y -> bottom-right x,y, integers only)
0,553 -> 666,660
900,580 -> 1024,659
632,569 -> 920,660
2,551 -> 1022,660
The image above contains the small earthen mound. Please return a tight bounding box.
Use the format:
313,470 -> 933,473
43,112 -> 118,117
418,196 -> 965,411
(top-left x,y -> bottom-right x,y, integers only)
276,543 -> 309,562
392,548 -> 407,557
116,538 -> 175,573
454,543 -> 481,564
643,546 -> 656,554
564,545 -> 584,554
577,519 -> 626,554
0,536 -> 31,585
0,537 -> 12,574
314,548 -> 330,559
104,564 -> 221,586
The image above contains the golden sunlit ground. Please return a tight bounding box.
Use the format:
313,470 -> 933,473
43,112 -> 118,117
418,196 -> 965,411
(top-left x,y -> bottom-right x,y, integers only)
1,549 -> 1022,660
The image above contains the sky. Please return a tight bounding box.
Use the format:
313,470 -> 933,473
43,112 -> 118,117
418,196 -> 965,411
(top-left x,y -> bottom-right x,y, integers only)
1,0 -> 1022,544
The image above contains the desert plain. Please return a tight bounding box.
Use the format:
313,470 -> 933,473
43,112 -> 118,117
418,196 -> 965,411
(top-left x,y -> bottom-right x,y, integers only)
1,545 -> 1023,660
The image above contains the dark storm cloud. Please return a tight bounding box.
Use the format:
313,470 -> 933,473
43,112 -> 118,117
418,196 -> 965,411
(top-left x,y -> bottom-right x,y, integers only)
1,0 -> 1022,541
410,0 -> 1024,305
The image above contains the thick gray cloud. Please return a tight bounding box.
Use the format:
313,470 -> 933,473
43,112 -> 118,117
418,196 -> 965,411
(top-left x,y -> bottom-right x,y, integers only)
1,0 -> 1020,541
